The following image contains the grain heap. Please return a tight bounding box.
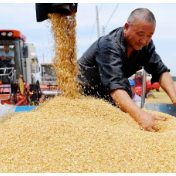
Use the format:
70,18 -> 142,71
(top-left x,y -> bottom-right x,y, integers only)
1,9 -> 176,174
0,96 -> 176,172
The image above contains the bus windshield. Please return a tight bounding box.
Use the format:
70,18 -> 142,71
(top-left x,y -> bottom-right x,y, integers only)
0,38 -> 23,83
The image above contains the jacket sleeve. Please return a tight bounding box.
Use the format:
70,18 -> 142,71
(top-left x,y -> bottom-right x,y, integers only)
95,41 -> 132,98
143,40 -> 170,84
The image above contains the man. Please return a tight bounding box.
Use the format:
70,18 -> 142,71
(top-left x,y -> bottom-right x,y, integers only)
77,8 -> 176,132
0,44 -> 15,67
129,79 -> 141,105
0,45 -> 15,83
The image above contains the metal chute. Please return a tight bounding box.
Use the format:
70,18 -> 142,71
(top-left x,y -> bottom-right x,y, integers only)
35,3 -> 78,22
140,68 -> 176,116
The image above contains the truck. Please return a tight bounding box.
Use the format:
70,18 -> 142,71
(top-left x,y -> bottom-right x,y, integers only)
39,63 -> 61,101
0,29 -> 42,115
132,69 -> 160,99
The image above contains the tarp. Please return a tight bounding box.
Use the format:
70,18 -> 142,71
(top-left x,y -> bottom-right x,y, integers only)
0,104 -> 16,117
0,104 -> 37,117
15,106 -> 37,112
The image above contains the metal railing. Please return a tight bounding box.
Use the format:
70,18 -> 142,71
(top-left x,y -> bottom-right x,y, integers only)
41,76 -> 57,84
0,67 -> 16,82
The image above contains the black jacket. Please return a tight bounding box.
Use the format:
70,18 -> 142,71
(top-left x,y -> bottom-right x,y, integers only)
77,27 -> 170,99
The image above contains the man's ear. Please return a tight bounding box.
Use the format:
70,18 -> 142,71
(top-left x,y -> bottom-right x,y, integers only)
124,22 -> 130,33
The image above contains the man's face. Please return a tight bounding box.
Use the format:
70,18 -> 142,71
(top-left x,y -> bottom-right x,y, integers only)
124,19 -> 155,50
4,45 -> 10,53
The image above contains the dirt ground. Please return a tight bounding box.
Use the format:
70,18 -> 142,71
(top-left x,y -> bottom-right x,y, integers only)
145,82 -> 176,104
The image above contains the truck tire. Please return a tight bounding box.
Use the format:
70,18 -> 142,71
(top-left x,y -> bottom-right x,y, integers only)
146,92 -> 155,99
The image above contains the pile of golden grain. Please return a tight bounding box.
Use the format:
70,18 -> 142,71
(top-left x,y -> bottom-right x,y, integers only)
0,96 -> 176,173
1,10 -> 176,173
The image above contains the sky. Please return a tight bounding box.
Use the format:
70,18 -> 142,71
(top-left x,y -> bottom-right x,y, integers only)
1,2 -> 176,76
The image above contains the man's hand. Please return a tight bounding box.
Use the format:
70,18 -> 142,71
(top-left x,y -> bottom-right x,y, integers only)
137,111 -> 166,132
110,89 -> 166,132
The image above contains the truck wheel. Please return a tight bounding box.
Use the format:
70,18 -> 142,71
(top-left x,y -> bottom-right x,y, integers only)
36,80 -> 42,98
156,89 -> 160,92
146,92 -> 155,99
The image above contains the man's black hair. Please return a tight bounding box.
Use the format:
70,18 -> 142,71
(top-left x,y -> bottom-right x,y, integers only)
127,8 -> 156,26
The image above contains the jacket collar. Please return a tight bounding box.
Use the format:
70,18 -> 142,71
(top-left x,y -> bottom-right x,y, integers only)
108,27 -> 127,53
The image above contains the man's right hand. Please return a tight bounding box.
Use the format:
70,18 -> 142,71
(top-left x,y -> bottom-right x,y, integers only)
136,111 -> 166,132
